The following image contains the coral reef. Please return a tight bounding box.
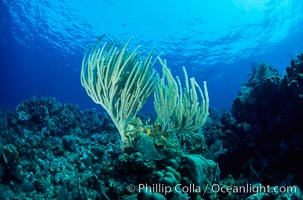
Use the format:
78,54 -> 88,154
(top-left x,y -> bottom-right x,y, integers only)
1,54 -> 303,199
0,97 -> 219,200
221,54 -> 303,189
0,97 -> 119,199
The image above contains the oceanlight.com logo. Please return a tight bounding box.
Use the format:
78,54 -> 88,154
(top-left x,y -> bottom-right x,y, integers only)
210,183 -> 297,195
126,183 -> 297,196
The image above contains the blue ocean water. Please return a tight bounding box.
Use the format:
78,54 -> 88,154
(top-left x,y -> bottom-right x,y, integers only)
1,0 -> 303,110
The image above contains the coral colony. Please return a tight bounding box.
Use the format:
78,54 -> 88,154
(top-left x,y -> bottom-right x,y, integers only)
0,37 -> 302,199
